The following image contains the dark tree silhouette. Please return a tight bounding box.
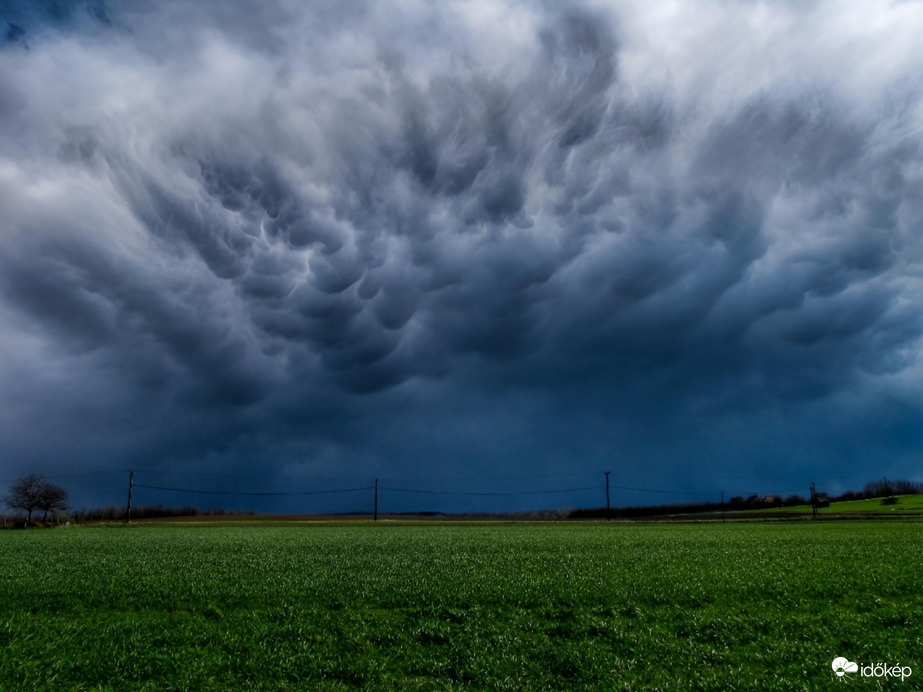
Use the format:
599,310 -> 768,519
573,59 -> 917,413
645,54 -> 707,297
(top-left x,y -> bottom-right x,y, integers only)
6,474 -> 68,524
38,481 -> 68,522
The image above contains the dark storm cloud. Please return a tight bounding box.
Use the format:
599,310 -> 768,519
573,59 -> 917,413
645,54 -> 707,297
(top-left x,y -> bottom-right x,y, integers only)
1,0 -> 922,508
1,0 -> 111,46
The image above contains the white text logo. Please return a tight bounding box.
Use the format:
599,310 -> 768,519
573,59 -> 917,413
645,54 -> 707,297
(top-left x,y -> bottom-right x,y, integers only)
832,657 -> 912,681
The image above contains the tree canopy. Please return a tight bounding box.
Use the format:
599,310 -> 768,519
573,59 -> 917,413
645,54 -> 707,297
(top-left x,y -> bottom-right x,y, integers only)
6,474 -> 68,524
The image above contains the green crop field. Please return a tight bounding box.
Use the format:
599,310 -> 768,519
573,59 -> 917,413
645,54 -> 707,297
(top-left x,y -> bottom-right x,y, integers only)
1,522 -> 921,690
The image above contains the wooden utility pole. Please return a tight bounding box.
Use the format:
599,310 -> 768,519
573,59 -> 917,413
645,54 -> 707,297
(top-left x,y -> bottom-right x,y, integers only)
604,471 -> 611,520
810,482 -> 817,518
373,478 -> 378,522
126,469 -> 135,523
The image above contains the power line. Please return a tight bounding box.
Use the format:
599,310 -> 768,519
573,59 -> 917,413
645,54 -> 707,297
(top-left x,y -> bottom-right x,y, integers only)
131,470 -> 598,482
0,466 -> 836,508
72,486 -> 125,493
380,485 -> 600,497
609,484 -> 715,497
133,483 -> 372,497
0,470 -> 130,484
378,471 -> 602,482
52,470 -> 131,478
133,469 -> 365,481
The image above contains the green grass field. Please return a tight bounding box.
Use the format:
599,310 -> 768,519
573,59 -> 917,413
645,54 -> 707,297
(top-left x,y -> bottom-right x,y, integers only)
748,493 -> 923,515
2,522 -> 921,690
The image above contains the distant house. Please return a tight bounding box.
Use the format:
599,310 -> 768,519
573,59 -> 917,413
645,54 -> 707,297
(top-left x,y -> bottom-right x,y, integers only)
742,495 -> 783,507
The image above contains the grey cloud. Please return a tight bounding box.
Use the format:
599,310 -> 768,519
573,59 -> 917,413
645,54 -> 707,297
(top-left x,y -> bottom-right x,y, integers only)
1,0 -> 922,508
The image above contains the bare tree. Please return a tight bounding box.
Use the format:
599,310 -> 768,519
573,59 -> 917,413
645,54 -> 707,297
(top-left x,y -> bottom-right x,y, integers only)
39,481 -> 68,522
6,474 -> 68,524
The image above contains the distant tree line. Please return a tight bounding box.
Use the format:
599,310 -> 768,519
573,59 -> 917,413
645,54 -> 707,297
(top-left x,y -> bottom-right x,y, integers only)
68,505 -> 257,522
3,471 -> 259,526
572,493 -> 816,519
4,505 -> 258,525
5,474 -> 923,525
861,477 -> 923,498
570,477 -> 923,519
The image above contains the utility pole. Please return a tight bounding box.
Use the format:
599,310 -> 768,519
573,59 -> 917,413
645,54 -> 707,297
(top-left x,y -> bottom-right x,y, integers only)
373,478 -> 378,522
126,469 -> 135,523
604,471 -> 611,521
810,482 -> 816,519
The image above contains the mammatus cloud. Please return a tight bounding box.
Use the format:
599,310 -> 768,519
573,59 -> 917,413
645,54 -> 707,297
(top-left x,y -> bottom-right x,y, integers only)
1,0 -> 921,509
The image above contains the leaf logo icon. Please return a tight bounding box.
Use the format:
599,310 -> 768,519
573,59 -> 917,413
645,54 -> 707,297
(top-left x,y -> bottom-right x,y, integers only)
832,657 -> 859,676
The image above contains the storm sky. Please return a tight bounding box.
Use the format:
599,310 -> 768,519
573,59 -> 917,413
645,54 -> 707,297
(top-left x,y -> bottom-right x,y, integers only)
1,0 -> 922,513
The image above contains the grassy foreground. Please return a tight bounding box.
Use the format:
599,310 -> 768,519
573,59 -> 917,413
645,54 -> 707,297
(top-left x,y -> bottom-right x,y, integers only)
1,522 -> 921,690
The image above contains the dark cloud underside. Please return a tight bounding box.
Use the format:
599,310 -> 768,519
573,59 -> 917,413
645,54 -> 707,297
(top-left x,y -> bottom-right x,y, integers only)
1,0 -> 922,509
